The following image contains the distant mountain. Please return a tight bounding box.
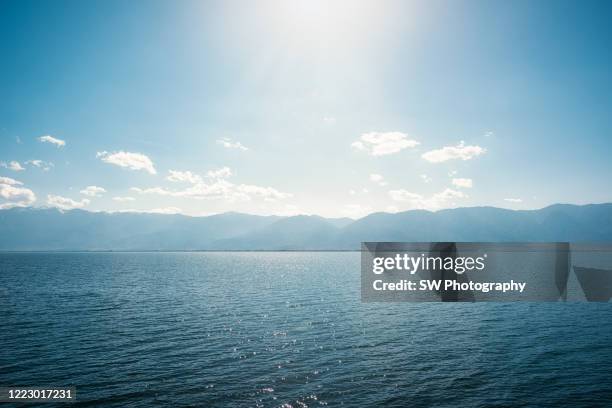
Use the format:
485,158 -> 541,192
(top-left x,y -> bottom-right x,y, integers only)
0,208 -> 280,250
212,215 -> 340,250
0,203 -> 611,250
333,204 -> 612,248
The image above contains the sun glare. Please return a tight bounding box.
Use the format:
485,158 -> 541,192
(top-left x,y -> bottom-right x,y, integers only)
264,0 -> 389,49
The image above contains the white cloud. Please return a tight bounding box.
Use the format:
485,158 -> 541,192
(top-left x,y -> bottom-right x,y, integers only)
181,180 -> 245,201
113,196 -> 135,202
130,186 -> 176,197
1,161 -> 25,171
484,131 -> 494,137
25,160 -> 54,171
422,141 -> 486,163
420,174 -> 432,183
0,176 -> 22,186
206,167 -> 232,179
369,174 -> 388,186
114,207 -> 182,215
0,177 -> 36,209
351,132 -> 419,156
132,177 -> 291,203
349,189 -> 356,195
504,198 -> 523,203
138,164 -> 284,203
165,167 -> 231,184
167,170 -> 202,184
38,135 -> 66,147
217,137 -> 248,151
451,178 -> 473,188
80,185 -> 106,197
389,188 -> 467,211
146,207 -> 182,214
46,195 -> 90,210
97,151 -> 156,174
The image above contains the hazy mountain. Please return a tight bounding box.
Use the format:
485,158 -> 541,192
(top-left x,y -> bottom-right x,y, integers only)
211,215 -> 341,250
333,204 -> 612,248
0,208 -> 280,250
0,203 -> 611,250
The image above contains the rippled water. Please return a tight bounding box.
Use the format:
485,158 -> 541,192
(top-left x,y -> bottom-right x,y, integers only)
1,252 -> 612,407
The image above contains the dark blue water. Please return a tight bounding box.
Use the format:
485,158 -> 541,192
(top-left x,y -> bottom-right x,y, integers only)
1,252 -> 612,407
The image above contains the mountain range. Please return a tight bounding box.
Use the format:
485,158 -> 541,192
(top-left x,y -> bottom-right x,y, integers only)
1,203 -> 611,250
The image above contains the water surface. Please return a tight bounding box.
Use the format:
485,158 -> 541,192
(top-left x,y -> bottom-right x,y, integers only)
1,252 -> 611,407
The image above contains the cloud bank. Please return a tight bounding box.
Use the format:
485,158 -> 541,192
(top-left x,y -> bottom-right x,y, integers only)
0,177 -> 36,209
352,132 -> 419,156
97,151 -> 156,174
166,170 -> 202,184
113,196 -> 135,202
422,141 -> 486,163
47,195 -> 90,210
0,161 -> 25,171
25,160 -> 54,171
217,138 -> 248,151
38,135 -> 66,147
389,188 -> 467,211
132,167 -> 290,202
80,185 -> 106,197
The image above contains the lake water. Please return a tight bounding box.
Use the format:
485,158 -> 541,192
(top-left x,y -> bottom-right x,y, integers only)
1,252 -> 612,407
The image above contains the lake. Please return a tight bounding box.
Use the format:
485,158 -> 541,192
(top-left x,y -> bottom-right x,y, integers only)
1,252 -> 612,407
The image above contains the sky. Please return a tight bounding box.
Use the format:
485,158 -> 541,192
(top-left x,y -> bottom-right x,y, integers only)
0,0 -> 611,218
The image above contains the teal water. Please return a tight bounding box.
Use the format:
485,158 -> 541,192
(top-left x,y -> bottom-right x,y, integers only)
1,252 -> 612,407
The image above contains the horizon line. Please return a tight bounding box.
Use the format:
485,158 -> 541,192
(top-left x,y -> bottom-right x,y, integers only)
1,202 -> 611,220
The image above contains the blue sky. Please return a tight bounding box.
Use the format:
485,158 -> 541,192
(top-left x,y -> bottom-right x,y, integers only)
1,0 -> 610,218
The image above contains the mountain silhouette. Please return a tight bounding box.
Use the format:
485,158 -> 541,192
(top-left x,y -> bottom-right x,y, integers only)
0,203 -> 611,250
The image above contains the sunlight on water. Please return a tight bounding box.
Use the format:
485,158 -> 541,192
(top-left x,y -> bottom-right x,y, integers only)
1,252 -> 612,407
